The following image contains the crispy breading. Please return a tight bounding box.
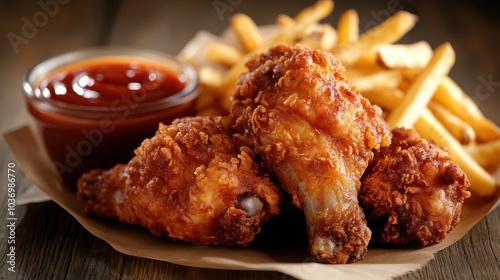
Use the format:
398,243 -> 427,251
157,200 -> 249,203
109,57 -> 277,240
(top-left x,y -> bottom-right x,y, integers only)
230,43 -> 391,263
77,116 -> 282,247
359,127 -> 471,246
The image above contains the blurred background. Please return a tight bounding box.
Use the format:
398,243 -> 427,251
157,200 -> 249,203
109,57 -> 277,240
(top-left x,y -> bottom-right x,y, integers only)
1,0 -> 499,137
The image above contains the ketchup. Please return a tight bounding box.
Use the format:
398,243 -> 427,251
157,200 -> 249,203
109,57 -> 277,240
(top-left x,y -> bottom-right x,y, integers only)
36,59 -> 186,107
24,50 -> 199,189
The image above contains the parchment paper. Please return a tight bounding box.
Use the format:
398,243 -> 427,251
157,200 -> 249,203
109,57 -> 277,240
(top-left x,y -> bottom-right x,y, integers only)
5,27 -> 500,280
4,125 -> 499,280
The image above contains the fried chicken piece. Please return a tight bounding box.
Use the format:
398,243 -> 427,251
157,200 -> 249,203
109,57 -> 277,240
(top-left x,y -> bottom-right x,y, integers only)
230,44 -> 392,263
359,127 -> 471,246
77,116 -> 282,247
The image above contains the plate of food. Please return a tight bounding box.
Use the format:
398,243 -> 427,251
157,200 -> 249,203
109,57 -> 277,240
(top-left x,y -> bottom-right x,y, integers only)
5,1 -> 499,279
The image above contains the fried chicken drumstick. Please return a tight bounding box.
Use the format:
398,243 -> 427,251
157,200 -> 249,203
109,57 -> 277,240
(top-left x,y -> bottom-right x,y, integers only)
359,127 -> 471,246
77,116 -> 282,247
230,44 -> 392,263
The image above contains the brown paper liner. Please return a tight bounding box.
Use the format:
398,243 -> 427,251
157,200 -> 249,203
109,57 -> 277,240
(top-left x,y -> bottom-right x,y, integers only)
4,125 -> 499,280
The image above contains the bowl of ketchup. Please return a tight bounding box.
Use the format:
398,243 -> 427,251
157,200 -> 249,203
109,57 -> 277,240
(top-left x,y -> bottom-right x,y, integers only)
22,46 -> 199,189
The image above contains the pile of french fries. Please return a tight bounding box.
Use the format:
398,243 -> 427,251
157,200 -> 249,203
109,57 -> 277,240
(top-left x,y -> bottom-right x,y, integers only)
194,0 -> 500,199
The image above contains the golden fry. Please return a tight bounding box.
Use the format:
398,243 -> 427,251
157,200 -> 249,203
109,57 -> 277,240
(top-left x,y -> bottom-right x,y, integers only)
377,41 -> 433,69
428,102 -> 476,145
294,0 -> 334,24
317,23 -> 337,51
298,23 -> 337,51
333,11 -> 418,66
345,69 -> 403,93
205,43 -> 244,67
337,9 -> 359,44
220,53 -> 252,108
364,88 -> 498,197
433,76 -> 500,142
231,13 -> 263,52
269,0 -> 334,45
360,88 -> 404,111
415,110 -> 499,198
386,42 -> 455,129
277,10 -> 337,51
466,140 -> 500,168
276,14 -> 294,27
196,1 -> 500,200
198,66 -> 224,90
197,66 -> 226,112
352,52 -> 379,68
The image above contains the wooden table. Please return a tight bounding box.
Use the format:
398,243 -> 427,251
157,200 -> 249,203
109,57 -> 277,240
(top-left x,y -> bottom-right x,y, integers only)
1,0 -> 499,279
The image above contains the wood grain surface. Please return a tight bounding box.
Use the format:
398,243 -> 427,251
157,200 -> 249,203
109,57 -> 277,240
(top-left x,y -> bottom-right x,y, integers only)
1,0 -> 499,279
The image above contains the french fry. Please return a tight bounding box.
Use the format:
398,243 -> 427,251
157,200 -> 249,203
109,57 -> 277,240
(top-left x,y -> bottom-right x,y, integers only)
294,0 -> 334,25
366,88 -> 498,197
269,0 -> 334,46
230,13 -> 263,52
317,23 -> 337,51
276,4 -> 336,50
345,69 -> 403,93
377,41 -> 433,69
276,14 -> 294,27
428,102 -> 476,144
360,88 -> 404,110
197,66 -> 226,114
219,52 -> 253,109
276,14 -> 337,51
198,66 -> 224,90
396,68 -> 423,92
333,11 -> 418,66
196,1 -> 500,199
205,43 -> 244,67
352,52 -> 379,68
386,42 -> 455,129
466,140 -> 500,168
337,9 -> 358,44
415,110 -> 499,198
298,23 -> 337,51
433,76 -> 500,142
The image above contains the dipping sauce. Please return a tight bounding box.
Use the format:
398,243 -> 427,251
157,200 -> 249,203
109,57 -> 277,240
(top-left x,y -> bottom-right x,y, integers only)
37,59 -> 186,107
23,47 -> 199,189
